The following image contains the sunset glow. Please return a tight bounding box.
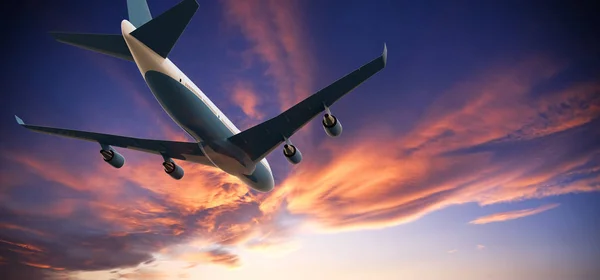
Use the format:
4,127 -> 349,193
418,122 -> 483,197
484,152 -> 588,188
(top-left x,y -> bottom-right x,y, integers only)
1,0 -> 599,279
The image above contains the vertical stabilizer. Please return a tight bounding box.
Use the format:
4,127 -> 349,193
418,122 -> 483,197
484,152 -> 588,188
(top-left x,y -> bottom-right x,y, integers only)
127,0 -> 152,28
129,0 -> 199,58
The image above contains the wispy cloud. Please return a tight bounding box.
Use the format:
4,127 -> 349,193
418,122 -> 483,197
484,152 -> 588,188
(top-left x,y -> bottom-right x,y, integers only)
469,204 -> 560,225
229,81 -> 265,121
3,53 -> 599,279
2,1 -> 600,279
447,249 -> 458,254
222,0 -> 315,110
477,244 -> 486,250
179,248 -> 241,268
259,55 -> 600,233
220,0 -> 320,150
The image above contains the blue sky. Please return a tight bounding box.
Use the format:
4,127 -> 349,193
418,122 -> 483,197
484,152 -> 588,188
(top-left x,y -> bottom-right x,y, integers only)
1,0 -> 599,279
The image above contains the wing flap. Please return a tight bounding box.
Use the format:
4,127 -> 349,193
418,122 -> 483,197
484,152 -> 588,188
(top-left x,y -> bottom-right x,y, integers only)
228,44 -> 387,161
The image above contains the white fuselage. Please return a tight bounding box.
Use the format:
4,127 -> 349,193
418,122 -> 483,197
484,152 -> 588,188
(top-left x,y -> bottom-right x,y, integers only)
121,20 -> 274,192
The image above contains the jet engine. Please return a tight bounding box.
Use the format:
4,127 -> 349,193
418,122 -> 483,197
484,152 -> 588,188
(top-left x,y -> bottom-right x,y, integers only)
100,148 -> 125,168
322,113 -> 343,137
163,160 -> 184,180
283,144 -> 302,164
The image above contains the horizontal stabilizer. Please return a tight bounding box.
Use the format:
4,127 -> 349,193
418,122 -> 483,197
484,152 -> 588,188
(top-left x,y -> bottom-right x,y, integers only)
130,0 -> 199,58
50,32 -> 134,61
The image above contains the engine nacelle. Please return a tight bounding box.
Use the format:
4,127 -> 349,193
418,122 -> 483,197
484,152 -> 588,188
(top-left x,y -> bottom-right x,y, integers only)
283,144 -> 302,164
100,149 -> 125,168
322,113 -> 343,137
163,160 -> 184,180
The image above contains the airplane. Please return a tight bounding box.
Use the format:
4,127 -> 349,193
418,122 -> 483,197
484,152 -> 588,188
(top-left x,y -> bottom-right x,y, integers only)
15,0 -> 387,193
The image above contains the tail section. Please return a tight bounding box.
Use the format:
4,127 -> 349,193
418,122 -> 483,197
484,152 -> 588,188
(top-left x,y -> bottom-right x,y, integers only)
127,0 -> 152,28
49,33 -> 134,61
50,0 -> 197,61
129,0 -> 199,58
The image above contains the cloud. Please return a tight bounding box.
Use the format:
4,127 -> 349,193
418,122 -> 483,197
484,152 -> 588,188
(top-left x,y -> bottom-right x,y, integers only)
179,248 -> 241,268
0,223 -> 48,237
3,1 -> 600,279
222,0 -> 315,127
0,263 -> 64,280
258,55 -> 600,233
447,249 -> 458,254
3,52 -> 599,280
0,149 -> 274,278
477,244 -> 485,250
469,203 -> 560,225
115,269 -> 172,280
229,81 -> 265,121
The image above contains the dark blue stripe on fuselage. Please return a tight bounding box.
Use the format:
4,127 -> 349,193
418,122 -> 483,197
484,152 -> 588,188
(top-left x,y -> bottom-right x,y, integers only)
144,70 -> 234,142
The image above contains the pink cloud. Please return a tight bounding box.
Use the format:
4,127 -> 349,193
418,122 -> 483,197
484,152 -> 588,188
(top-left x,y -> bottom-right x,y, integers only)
469,203 -> 560,225
2,2 -> 599,278
178,248 -> 241,268
221,0 -> 317,148
4,53 -> 599,279
229,81 -> 265,120
260,56 -> 600,233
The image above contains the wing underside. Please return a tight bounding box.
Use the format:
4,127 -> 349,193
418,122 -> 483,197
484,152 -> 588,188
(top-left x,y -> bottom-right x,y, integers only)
228,44 -> 388,162
15,116 -> 212,166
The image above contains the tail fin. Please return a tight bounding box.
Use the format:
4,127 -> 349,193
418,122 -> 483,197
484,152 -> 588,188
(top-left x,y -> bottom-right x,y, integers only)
49,32 -> 134,61
127,0 -> 152,28
49,0 -> 157,61
129,0 -> 199,58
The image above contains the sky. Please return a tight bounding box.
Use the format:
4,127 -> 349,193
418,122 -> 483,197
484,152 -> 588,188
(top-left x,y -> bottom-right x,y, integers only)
1,0 -> 599,279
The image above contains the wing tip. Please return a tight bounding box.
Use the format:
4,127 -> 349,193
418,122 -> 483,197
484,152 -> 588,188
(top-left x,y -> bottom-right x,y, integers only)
382,43 -> 387,66
15,115 -> 24,125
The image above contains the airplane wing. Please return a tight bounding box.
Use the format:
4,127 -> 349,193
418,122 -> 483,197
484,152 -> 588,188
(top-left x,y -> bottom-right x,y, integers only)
14,115 -> 212,165
227,44 -> 388,162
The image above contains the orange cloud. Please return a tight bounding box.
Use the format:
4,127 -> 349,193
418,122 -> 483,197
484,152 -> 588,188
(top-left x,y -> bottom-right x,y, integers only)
116,269 -> 172,280
3,4 -> 600,277
400,56 -> 565,154
260,56 -> 600,233
22,262 -> 51,269
222,0 -> 324,151
469,203 -> 560,225
0,223 -> 47,237
0,239 -> 44,253
4,147 -> 250,223
245,238 -> 300,257
230,81 -> 265,120
178,248 -> 241,268
4,51 -> 599,280
222,0 -> 316,148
